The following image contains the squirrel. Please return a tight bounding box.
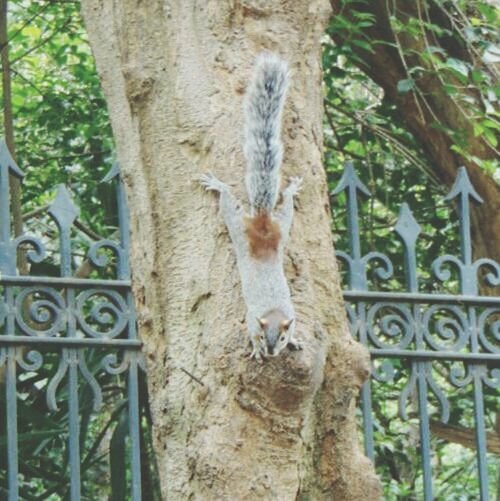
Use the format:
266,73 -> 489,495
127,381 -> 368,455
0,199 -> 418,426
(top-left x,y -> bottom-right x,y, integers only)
200,52 -> 302,361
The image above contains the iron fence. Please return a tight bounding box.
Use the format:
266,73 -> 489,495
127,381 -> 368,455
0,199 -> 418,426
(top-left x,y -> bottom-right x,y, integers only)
333,162 -> 499,501
0,140 -> 143,500
0,139 -> 498,500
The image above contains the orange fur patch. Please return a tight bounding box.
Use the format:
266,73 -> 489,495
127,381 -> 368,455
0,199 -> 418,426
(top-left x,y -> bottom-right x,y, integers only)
244,211 -> 281,260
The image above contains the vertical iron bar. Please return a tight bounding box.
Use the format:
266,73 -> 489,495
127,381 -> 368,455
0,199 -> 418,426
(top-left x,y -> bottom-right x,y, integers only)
416,361 -> 433,501
395,203 -> 434,499
0,157 -> 10,245
48,188 -> 82,500
62,220 -> 79,499
360,380 -> 374,460
67,347 -> 81,501
59,226 -> 71,279
128,352 -> 142,501
0,139 -> 21,500
116,171 -> 130,280
468,305 -> 489,500
67,280 -> 81,501
358,302 -> 374,460
458,187 -> 472,267
4,271 -> 18,500
5,347 -> 18,501
332,164 -> 374,458
473,365 -> 489,501
113,166 -> 142,498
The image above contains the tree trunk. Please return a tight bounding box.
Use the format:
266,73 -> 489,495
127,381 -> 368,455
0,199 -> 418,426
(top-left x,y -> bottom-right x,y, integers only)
329,0 -> 500,265
1,0 -> 25,272
80,1 -> 381,499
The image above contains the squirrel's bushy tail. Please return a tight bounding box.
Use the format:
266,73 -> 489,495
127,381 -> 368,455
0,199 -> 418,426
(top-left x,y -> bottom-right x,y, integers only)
244,53 -> 290,213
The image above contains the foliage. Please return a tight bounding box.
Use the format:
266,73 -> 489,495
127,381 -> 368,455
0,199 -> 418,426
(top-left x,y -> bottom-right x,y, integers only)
1,0 -> 115,230
326,0 -> 499,177
323,1 -> 499,498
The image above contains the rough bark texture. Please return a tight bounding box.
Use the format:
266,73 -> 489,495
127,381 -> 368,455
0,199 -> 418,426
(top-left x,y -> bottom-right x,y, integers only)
330,0 -> 500,266
1,0 -> 25,264
80,1 -> 381,499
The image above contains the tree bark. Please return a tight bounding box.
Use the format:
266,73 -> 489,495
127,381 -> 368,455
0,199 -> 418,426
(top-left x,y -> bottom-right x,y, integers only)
1,0 -> 26,273
329,0 -> 500,265
81,1 -> 381,499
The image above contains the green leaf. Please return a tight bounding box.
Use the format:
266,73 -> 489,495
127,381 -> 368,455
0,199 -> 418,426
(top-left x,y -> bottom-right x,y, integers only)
352,39 -> 374,53
483,128 -> 498,148
477,4 -> 498,24
471,69 -> 487,84
445,58 -> 469,82
397,78 -> 415,93
473,123 -> 484,137
426,45 -> 447,56
482,119 -> 500,131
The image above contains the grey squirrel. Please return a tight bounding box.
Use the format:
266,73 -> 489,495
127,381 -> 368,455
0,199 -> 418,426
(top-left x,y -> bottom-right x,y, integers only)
200,53 -> 302,361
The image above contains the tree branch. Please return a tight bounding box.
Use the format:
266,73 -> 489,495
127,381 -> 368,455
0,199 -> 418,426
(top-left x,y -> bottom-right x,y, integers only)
430,420 -> 500,454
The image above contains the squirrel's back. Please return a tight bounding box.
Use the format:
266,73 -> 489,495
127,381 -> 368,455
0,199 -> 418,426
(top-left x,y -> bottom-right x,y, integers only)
243,53 -> 290,215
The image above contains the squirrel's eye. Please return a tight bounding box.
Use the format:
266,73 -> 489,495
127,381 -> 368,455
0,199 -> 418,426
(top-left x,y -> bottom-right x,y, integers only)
280,335 -> 286,342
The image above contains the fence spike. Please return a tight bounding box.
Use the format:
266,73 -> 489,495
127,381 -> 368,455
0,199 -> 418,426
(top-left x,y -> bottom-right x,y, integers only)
444,166 -> 482,204
102,161 -> 120,183
331,160 -> 370,197
48,184 -> 80,231
395,203 -> 421,292
444,167 -> 482,269
0,138 -> 24,179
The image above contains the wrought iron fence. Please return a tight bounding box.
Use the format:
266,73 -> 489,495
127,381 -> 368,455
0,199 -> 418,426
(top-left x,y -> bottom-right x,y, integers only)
1,140 -> 498,500
333,162 -> 499,501
0,140 -> 143,500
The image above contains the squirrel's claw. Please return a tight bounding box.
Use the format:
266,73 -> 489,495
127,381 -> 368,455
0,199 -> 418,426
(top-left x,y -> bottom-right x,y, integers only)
288,334 -> 303,351
249,347 -> 264,362
284,176 -> 303,197
199,172 -> 226,192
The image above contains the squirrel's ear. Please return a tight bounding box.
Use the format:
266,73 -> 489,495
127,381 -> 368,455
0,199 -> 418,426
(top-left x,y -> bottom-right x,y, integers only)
257,317 -> 268,329
281,318 -> 293,331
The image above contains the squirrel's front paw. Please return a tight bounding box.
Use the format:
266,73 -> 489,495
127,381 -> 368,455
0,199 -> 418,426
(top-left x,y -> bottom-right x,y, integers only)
288,334 -> 303,351
285,176 -> 303,197
249,346 -> 264,362
199,172 -> 227,193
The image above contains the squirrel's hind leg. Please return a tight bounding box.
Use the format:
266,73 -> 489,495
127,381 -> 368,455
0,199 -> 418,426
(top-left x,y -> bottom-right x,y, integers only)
277,177 -> 302,245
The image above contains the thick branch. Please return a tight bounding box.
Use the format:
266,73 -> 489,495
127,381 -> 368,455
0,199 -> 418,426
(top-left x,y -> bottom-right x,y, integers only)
329,0 -> 500,264
430,420 -> 500,454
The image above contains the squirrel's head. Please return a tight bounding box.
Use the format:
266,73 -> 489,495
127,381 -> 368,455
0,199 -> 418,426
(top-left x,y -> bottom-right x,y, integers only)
257,310 -> 294,357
